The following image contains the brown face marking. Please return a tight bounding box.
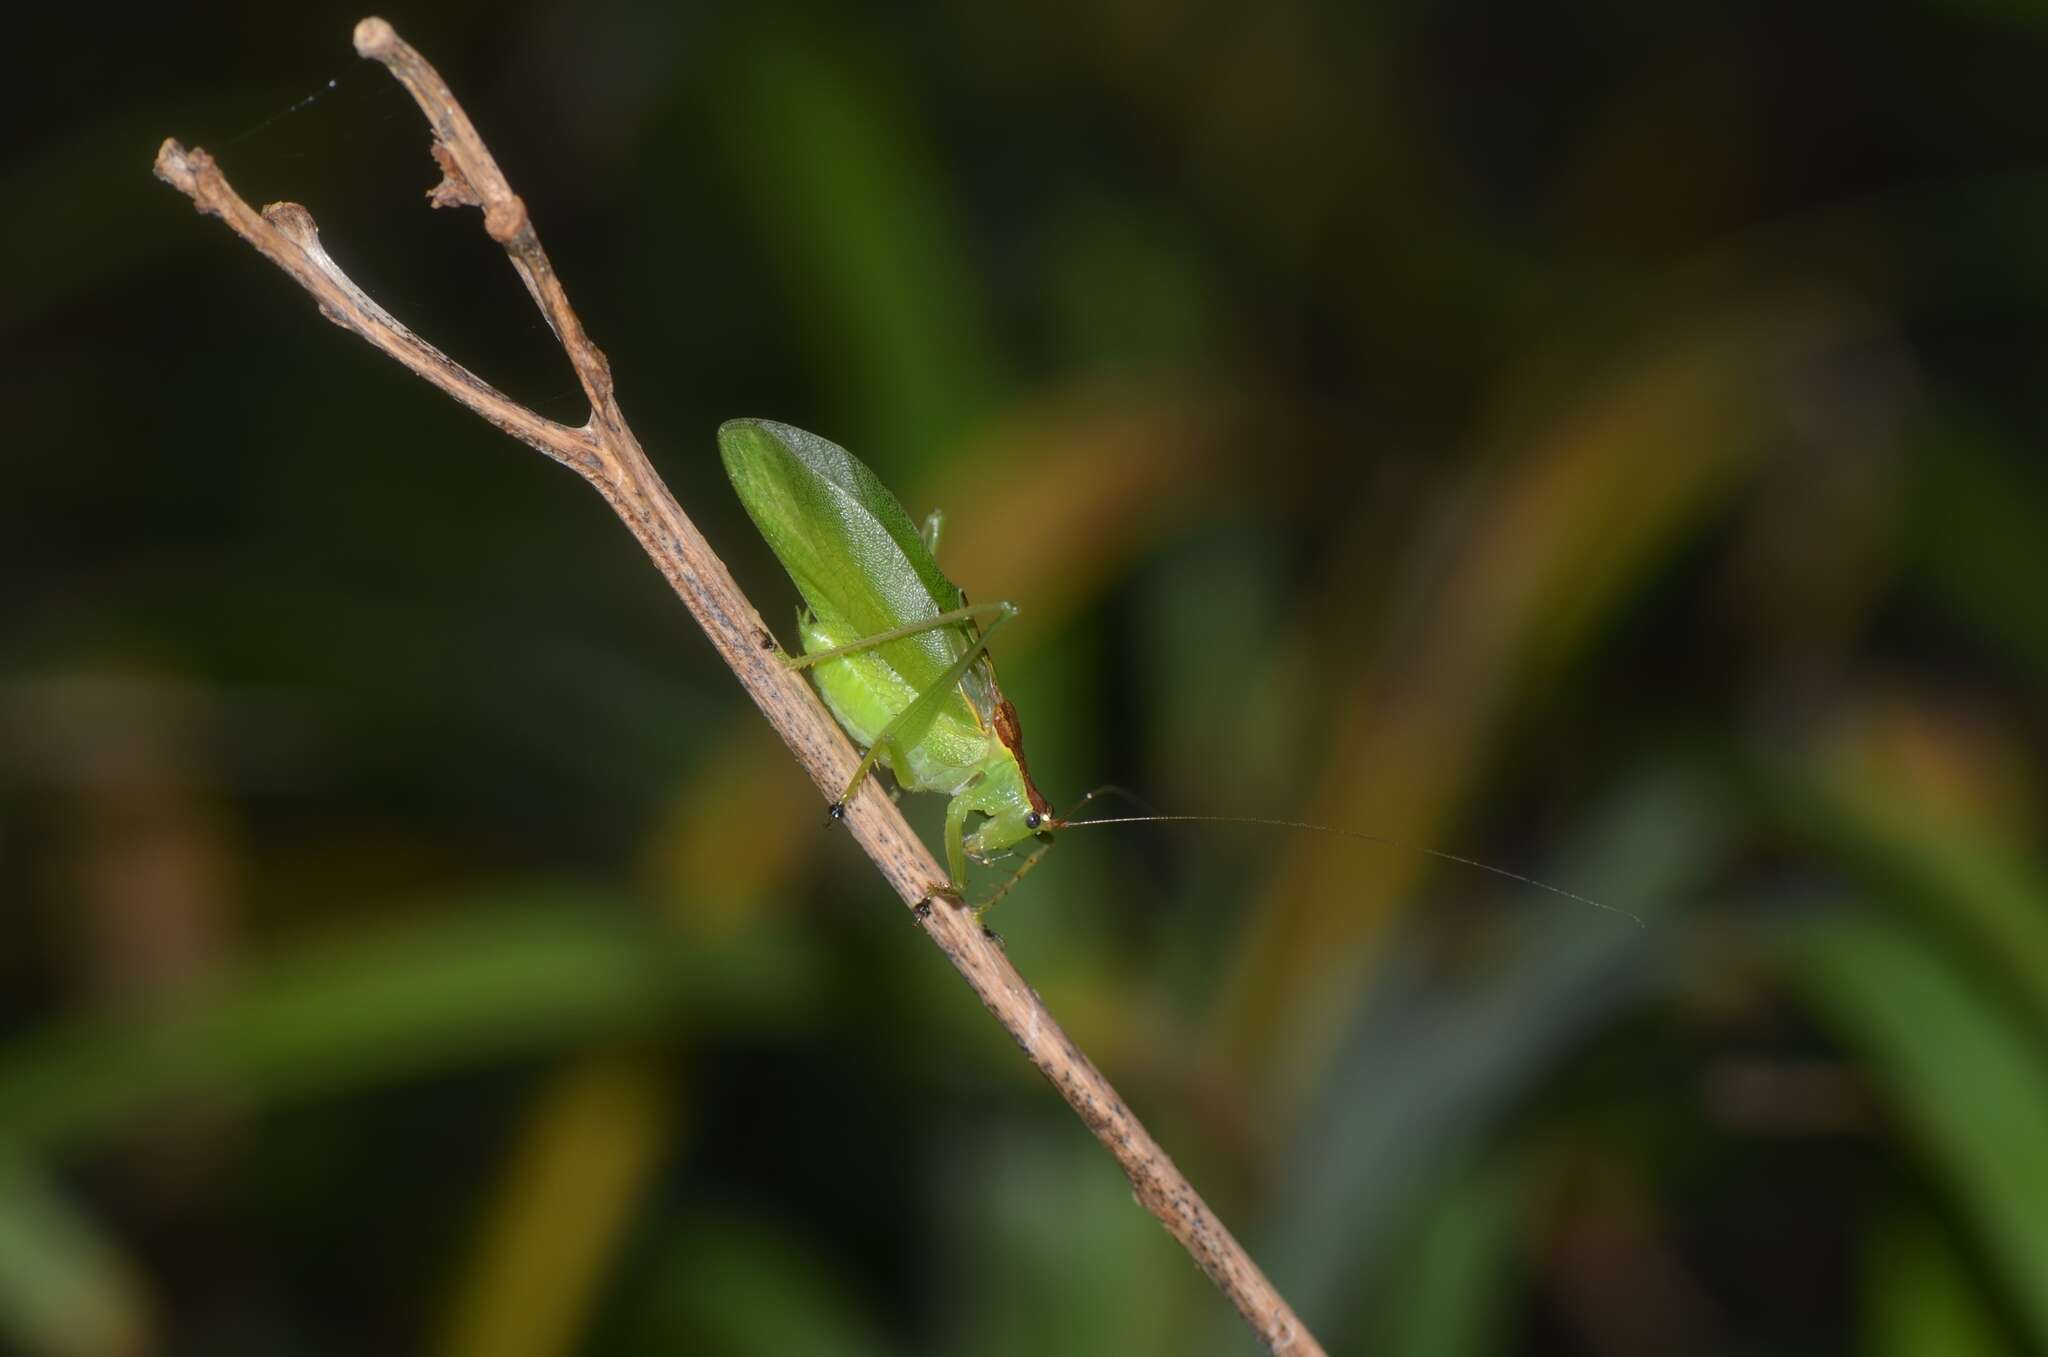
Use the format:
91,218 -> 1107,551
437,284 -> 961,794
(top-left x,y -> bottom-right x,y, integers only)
993,699 -> 1054,820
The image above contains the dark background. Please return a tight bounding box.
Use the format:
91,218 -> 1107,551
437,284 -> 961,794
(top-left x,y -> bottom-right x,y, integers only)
6,2 -> 2048,1353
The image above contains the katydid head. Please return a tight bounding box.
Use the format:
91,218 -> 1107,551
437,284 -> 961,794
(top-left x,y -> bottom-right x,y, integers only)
964,802 -> 1051,863
964,697 -> 1058,863
962,752 -> 1056,864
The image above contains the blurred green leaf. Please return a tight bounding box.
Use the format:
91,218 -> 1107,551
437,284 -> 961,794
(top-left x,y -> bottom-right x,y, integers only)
614,1211 -> 892,1357
435,1056 -> 678,1357
717,26 -> 1002,464
933,1128 -> 1187,1357
1788,780 -> 2048,1035
1862,1204 -> 2015,1357
933,1121 -> 1196,1357
1375,1153 -> 1518,1357
0,894 -> 814,1153
1911,415 -> 2048,683
1247,765 -> 1724,1347
1785,912 -> 2048,1348
0,1161 -> 150,1357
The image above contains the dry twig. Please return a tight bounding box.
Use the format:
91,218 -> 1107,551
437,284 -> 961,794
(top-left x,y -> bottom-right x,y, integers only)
153,18 -> 1324,1353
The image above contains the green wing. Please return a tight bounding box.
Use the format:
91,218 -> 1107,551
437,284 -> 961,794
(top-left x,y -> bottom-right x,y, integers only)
719,419 -> 968,693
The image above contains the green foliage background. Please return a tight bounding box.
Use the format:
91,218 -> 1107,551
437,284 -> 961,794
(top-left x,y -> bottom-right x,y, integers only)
6,2 -> 2048,1353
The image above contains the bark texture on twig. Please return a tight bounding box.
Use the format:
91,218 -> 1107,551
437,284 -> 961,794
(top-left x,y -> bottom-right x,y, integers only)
154,18 -> 1324,1353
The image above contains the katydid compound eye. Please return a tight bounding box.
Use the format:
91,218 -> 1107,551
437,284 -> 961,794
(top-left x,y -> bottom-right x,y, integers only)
1025,812 -> 1042,830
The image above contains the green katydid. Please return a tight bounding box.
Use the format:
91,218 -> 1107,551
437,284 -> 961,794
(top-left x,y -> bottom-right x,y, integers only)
720,417 -> 1057,914
719,417 -> 1635,924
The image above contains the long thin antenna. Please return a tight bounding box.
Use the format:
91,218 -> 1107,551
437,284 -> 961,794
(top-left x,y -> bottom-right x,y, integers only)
1054,813 -> 1644,926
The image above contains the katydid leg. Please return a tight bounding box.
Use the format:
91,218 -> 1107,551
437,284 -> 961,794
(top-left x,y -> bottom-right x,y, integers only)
971,838 -> 1053,921
781,602 -> 1015,671
940,786 -> 977,894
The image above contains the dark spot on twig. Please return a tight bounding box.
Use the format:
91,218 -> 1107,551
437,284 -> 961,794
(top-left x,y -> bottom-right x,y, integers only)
826,802 -> 846,824
757,629 -> 777,650
913,901 -> 933,922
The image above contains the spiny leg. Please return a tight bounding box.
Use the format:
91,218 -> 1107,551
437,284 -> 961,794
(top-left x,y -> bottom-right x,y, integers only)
971,839 -> 1054,923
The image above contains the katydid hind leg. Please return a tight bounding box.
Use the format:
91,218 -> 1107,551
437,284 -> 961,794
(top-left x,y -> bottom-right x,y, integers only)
782,601 -> 1015,672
